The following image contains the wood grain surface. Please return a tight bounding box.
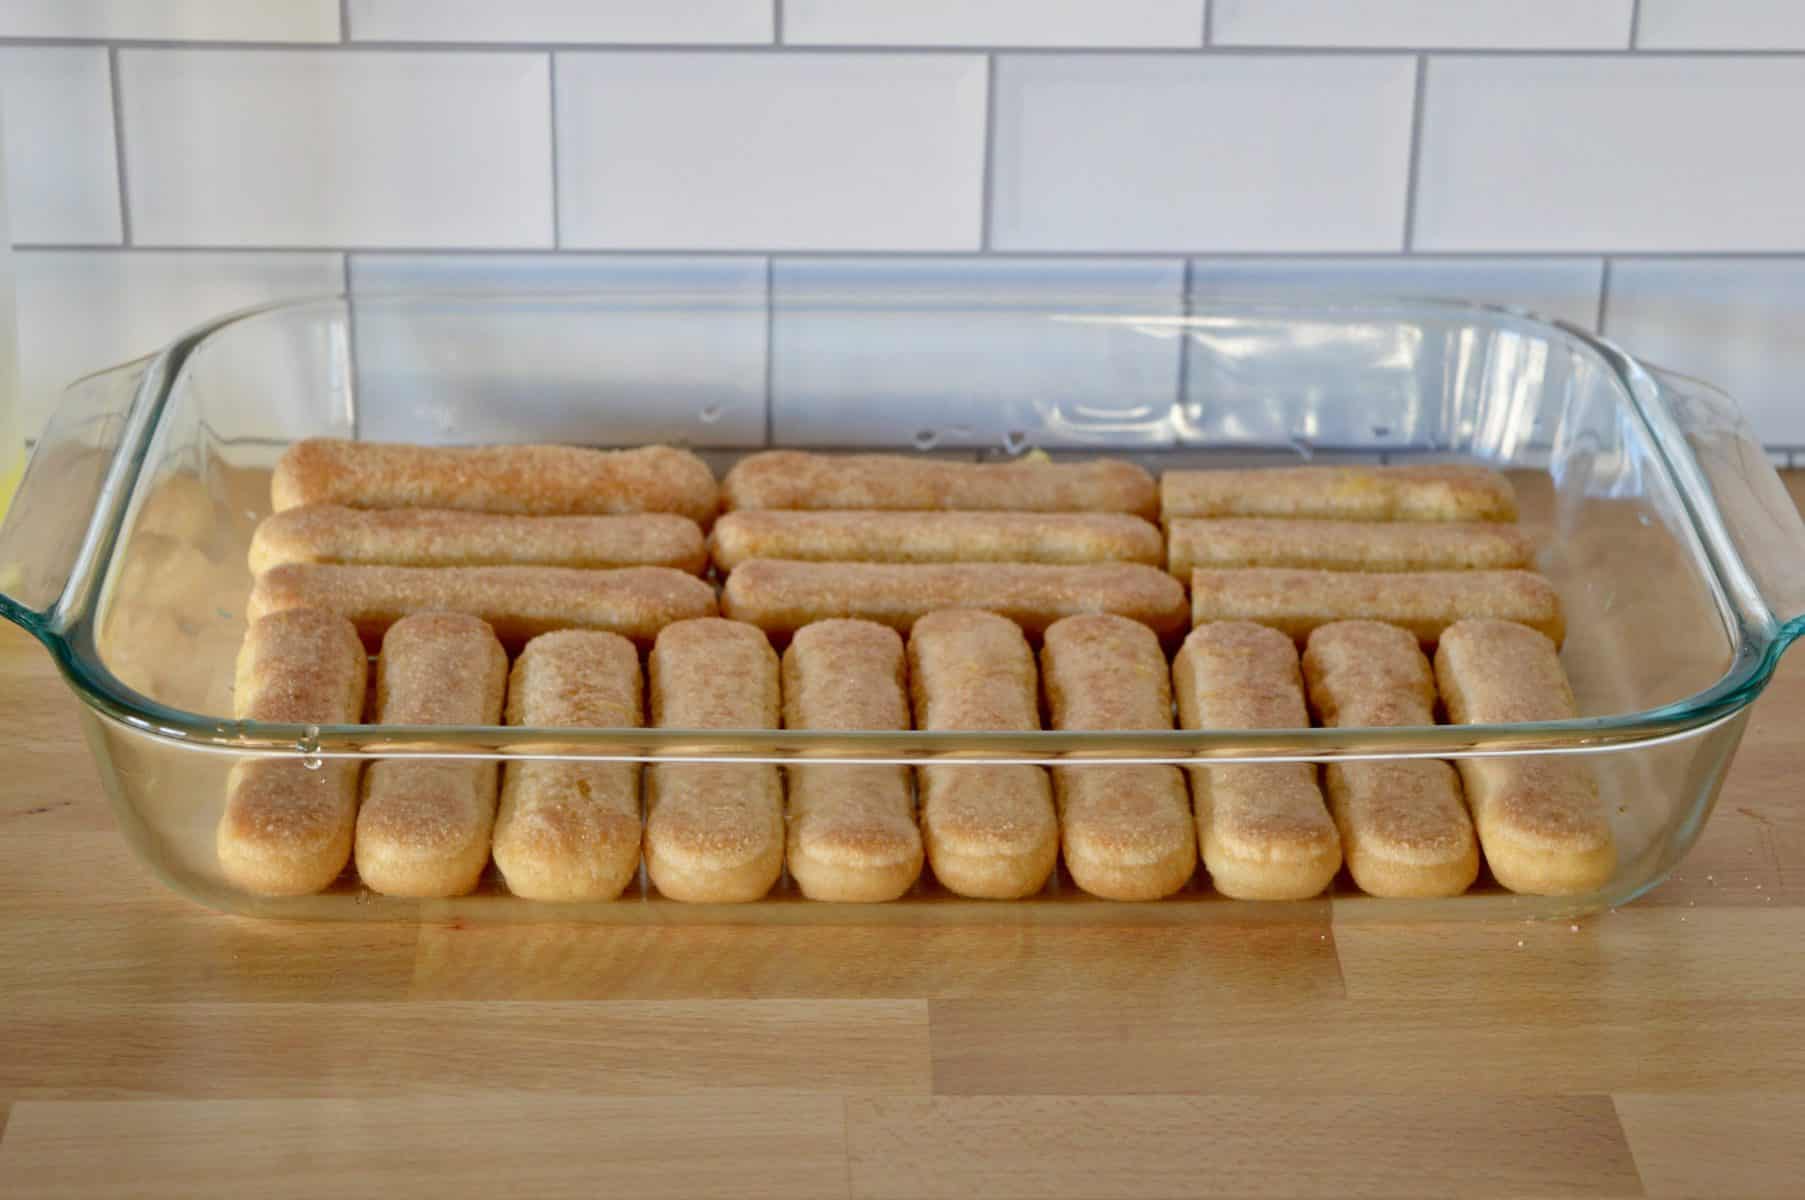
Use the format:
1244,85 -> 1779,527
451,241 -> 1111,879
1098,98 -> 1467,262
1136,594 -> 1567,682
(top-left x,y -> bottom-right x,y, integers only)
2,481 -> 1805,1198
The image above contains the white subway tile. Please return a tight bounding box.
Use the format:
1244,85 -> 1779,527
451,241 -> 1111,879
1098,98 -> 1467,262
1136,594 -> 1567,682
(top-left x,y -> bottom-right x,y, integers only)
0,48 -> 121,245
1212,0 -> 1631,49
772,258 -> 1184,448
784,0 -> 1204,47
1638,1 -> 1805,50
12,250 -> 343,439
1416,57 -> 1805,253
349,255 -> 767,446
991,55 -> 1415,252
0,0 -> 338,41
1605,258 -> 1805,446
556,53 -> 984,251
1188,258 -> 1606,331
348,0 -> 772,44
119,50 -> 553,248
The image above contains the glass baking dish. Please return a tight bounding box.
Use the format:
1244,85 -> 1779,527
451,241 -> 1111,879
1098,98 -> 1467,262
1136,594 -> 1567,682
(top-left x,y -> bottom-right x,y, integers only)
2,286 -> 1801,923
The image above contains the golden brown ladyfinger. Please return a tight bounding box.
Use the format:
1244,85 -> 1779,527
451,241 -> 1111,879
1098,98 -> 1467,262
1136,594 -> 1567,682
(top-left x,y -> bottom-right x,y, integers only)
644,618 -> 785,903
271,439 -> 719,525
354,612 -> 508,898
217,608 -> 369,896
248,563 -> 717,649
1302,620 -> 1479,899
908,610 -> 1058,899
1173,621 -> 1341,900
492,631 -> 645,902
722,559 -> 1187,640
1165,518 -> 1533,578
710,509 -> 1162,571
1434,619 -> 1616,896
1190,568 -> 1564,647
722,450 -> 1157,519
250,505 -> 707,575
781,619 -> 923,902
1041,614 -> 1196,901
1160,464 -> 1516,523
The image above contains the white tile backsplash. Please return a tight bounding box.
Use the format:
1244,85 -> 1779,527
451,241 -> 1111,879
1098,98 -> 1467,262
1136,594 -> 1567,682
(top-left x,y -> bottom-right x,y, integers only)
1416,57 -> 1805,253
555,53 -> 985,251
771,257 -> 1184,448
0,48 -> 121,245
783,0 -> 1204,47
990,55 -> 1416,252
119,50 -> 553,248
348,0 -> 773,45
11,250 -> 343,437
1212,0 -> 1632,49
1637,1 -> 1805,50
1604,258 -> 1805,445
1188,258 -> 1606,332
0,0 -> 339,41
349,255 -> 768,446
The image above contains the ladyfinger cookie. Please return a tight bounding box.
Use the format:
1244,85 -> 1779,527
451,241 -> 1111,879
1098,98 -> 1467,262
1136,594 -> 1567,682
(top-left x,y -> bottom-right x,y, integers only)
722,450 -> 1158,520
1173,621 -> 1341,900
781,619 -> 923,903
271,439 -> 719,525
355,612 -> 508,898
908,610 -> 1058,899
1190,568 -> 1563,647
1041,614 -> 1197,902
1161,464 -> 1516,523
645,619 -> 785,903
711,509 -> 1163,571
1166,518 -> 1533,578
248,563 -> 717,648
217,608 -> 369,896
1301,621 -> 1479,899
722,560 -> 1187,640
250,505 -> 707,576
1434,619 -> 1615,896
492,631 -> 644,903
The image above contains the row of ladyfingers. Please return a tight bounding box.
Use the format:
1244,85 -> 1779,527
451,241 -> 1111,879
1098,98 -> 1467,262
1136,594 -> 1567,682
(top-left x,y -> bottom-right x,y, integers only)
220,604 -> 1613,903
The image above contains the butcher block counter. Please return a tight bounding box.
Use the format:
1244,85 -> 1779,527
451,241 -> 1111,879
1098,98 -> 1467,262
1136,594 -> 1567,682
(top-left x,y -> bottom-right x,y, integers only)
1,482 -> 1803,1200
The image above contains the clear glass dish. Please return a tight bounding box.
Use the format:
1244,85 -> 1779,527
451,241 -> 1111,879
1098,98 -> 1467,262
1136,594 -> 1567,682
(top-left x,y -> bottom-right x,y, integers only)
2,288 -> 1801,922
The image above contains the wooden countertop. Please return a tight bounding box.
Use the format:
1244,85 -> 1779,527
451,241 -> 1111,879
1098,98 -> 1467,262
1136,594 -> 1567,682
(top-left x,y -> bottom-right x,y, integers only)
3,485 -> 1804,1199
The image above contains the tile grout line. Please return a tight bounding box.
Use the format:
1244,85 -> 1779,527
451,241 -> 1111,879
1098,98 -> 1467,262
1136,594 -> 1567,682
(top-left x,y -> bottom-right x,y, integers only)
21,245 -> 1805,261
1628,0 -> 1644,50
762,257 -> 776,447
106,45 -> 132,245
1202,0 -> 1213,47
547,52 -> 562,249
338,0 -> 351,42
773,0 -> 785,45
1401,54 -> 1427,252
979,54 -> 998,252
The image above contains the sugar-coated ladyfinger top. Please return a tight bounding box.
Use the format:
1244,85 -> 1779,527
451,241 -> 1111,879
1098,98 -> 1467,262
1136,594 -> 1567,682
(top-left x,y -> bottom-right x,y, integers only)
271,439 -> 719,525
723,560 -> 1187,640
248,563 -> 717,649
1173,621 -> 1341,900
1190,568 -> 1564,648
1161,464 -> 1517,523
217,608 -> 369,897
492,631 -> 644,903
355,612 -> 508,899
781,620 -> 923,903
722,450 -> 1158,520
1301,621 -> 1478,899
908,610 -> 1058,900
1041,615 -> 1197,902
1165,518 -> 1533,578
710,509 -> 1163,571
250,505 -> 707,576
645,619 -> 785,903
1434,619 -> 1615,896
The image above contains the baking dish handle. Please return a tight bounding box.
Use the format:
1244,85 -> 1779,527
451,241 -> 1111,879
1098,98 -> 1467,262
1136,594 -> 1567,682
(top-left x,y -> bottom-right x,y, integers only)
0,355 -> 154,635
1645,364 -> 1805,644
